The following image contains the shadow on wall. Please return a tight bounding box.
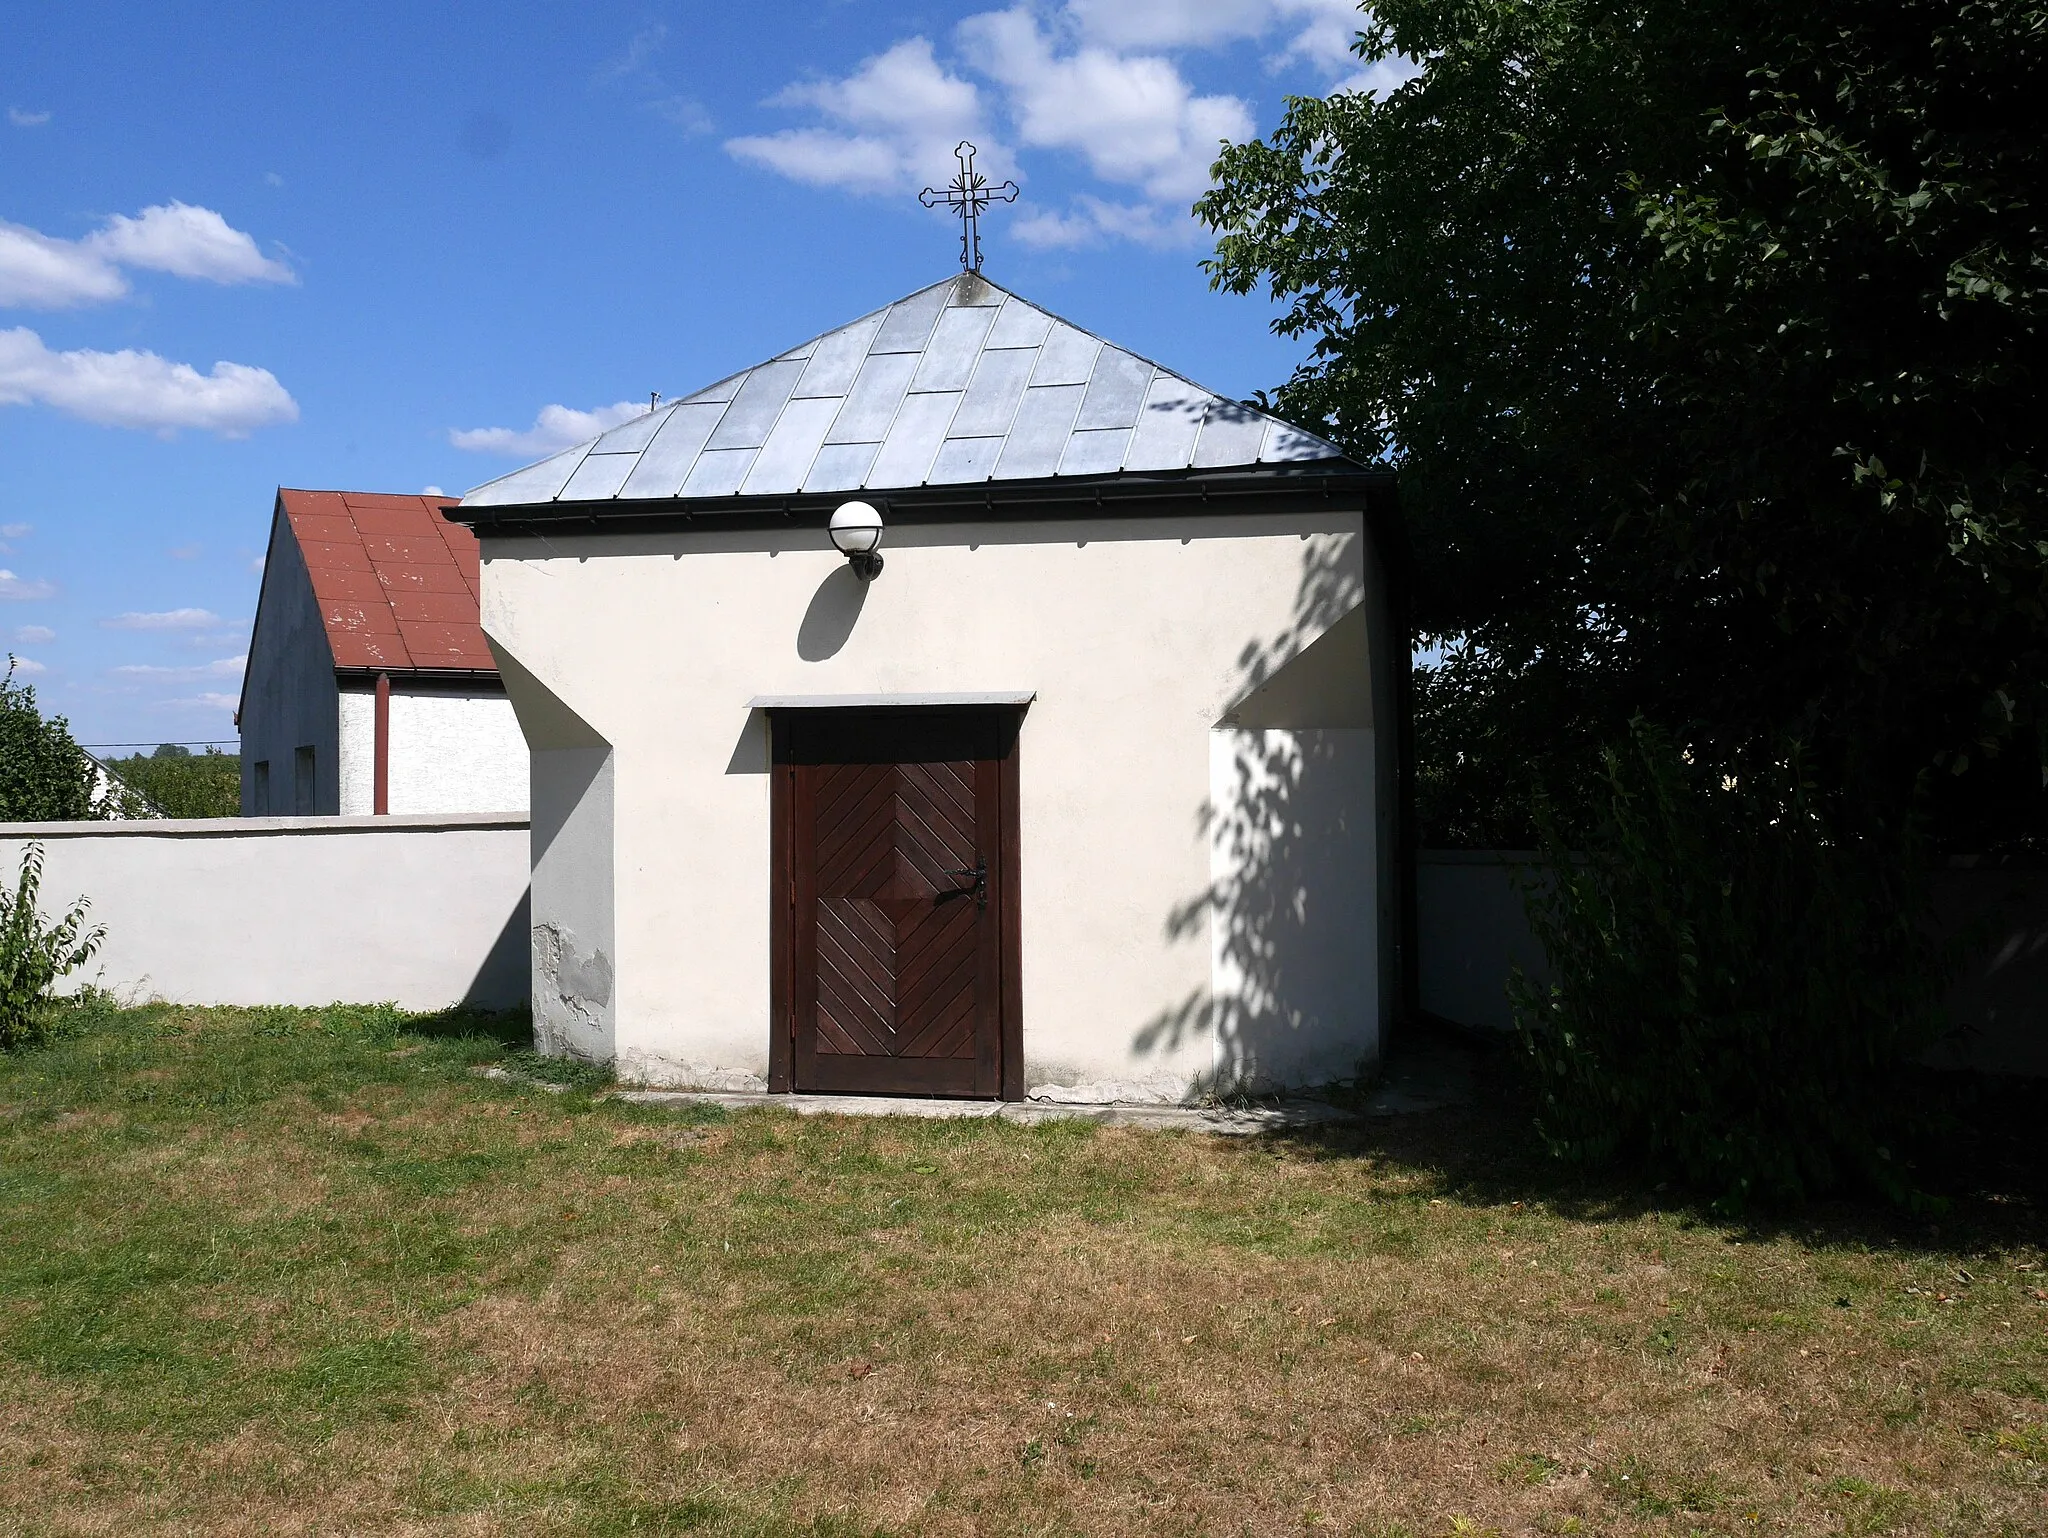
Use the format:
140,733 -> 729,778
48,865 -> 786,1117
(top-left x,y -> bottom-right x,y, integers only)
798,565 -> 868,661
1134,534 -> 1379,1093
462,887 -> 533,1009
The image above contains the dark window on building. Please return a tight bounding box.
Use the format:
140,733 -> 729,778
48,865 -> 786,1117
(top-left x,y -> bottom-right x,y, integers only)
293,746 -> 315,814
253,760 -> 270,814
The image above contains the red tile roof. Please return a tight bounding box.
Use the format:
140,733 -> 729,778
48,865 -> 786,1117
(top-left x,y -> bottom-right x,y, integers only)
277,490 -> 496,673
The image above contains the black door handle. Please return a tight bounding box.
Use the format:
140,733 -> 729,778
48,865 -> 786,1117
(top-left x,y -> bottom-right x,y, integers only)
947,858 -> 988,909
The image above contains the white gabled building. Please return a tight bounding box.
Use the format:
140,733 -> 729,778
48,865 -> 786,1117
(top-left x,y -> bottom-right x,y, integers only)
450,272 -> 1407,1104
238,490 -> 528,818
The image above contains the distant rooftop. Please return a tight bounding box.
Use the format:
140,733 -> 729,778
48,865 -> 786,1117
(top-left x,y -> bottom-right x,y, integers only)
462,273 -> 1353,510
275,491 -> 494,673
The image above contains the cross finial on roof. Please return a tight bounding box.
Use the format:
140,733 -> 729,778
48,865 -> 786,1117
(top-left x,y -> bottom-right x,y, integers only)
918,141 -> 1018,274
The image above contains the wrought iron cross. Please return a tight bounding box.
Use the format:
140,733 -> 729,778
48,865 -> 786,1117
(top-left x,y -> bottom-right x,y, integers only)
919,141 -> 1018,273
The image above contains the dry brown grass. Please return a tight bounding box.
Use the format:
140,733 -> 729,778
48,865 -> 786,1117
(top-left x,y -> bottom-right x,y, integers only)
1,1003 -> 2044,1536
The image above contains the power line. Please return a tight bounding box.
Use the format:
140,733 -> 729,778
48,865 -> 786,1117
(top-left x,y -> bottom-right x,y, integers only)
78,739 -> 238,749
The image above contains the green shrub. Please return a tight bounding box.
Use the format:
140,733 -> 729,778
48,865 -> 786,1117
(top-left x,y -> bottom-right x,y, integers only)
1511,719 -> 1952,1207
0,841 -> 106,1049
103,746 -> 241,818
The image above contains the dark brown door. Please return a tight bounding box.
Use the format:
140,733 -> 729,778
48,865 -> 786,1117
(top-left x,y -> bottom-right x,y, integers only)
771,708 -> 1021,1099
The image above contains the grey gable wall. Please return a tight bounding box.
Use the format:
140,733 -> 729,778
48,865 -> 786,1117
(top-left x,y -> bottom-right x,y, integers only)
240,508 -> 341,815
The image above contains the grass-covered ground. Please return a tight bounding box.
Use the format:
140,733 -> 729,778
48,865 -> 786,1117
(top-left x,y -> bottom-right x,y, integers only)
1,1002 -> 2044,1536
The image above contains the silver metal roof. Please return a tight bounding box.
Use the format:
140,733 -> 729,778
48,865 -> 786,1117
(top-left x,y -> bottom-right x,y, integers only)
461,274 -> 1350,509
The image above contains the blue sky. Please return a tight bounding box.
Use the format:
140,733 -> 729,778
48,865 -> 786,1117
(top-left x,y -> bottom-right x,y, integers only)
0,0 -> 1396,749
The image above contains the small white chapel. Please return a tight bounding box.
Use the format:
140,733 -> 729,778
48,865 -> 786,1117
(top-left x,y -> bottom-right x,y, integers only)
452,268 -> 1404,1103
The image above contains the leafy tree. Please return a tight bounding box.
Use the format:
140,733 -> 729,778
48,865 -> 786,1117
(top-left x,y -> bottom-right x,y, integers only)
1201,1 -> 2042,1200
0,663 -> 115,822
1200,0 -> 2048,852
1513,721 -> 1950,1206
104,746 -> 241,819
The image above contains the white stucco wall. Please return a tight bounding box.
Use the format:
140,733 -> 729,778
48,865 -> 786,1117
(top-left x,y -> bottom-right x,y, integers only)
0,814 -> 530,1009
479,510 -> 1388,1099
337,685 -> 530,817
1209,728 -> 1377,1089
240,511 -> 340,815
1417,851 -> 1550,1032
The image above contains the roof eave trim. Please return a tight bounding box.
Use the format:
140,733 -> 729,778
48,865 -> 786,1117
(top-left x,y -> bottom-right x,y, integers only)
449,465 -> 1389,534
748,691 -> 1036,710
333,665 -> 504,685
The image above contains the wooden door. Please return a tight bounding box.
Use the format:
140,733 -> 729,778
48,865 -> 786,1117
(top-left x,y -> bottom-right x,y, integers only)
771,708 -> 1021,1099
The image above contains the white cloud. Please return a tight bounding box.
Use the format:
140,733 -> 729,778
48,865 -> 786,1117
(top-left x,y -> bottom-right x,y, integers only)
0,570 -> 54,600
0,327 -> 298,435
0,201 -> 291,310
599,23 -> 668,82
1063,0 -> 1278,50
730,129 -> 907,192
8,108 -> 51,128
113,654 -> 246,681
7,655 -> 45,674
102,608 -> 223,631
596,23 -> 716,136
160,691 -> 239,712
422,485 -> 446,496
1,523 -> 30,538
728,4 -> 1393,248
90,202 -> 295,286
960,8 -> 1254,204
264,171 -> 285,188
651,97 -> 714,136
1267,0 -> 1381,77
0,220 -> 128,308
450,400 -> 648,457
1324,52 -> 1421,98
1061,0 -> 1382,77
14,625 -> 54,643
1014,194 -> 1203,249
727,38 -> 992,197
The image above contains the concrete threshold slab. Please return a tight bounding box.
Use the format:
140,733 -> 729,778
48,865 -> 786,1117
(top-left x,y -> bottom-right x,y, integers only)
613,1089 -> 1357,1136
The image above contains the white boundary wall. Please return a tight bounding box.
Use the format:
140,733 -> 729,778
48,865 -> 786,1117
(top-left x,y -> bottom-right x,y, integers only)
1419,849 -> 2048,1077
0,814 -> 529,1010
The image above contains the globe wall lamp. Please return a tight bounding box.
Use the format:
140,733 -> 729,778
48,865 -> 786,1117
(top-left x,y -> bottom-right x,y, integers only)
829,500 -> 885,581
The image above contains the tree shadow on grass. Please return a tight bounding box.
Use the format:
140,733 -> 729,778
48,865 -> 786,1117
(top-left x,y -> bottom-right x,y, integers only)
1262,1028 -> 2048,1259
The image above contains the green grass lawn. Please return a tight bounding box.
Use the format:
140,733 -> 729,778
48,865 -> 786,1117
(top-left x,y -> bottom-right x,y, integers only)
1,1001 -> 2044,1536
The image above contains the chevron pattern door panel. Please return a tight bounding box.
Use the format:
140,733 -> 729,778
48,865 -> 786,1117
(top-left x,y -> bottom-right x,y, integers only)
775,709 -> 1019,1099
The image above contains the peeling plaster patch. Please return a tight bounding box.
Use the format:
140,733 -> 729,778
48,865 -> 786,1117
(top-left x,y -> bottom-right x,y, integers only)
558,943 -> 613,1008
532,922 -> 611,1058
